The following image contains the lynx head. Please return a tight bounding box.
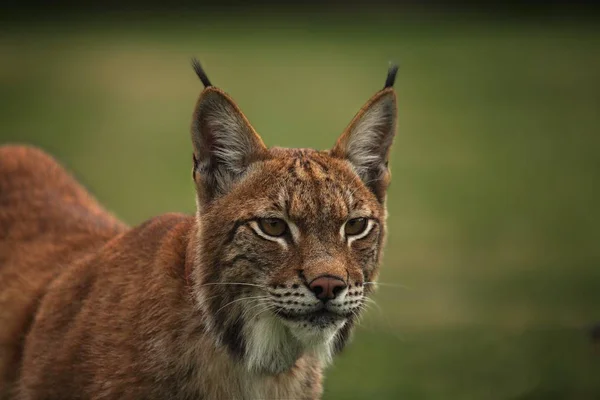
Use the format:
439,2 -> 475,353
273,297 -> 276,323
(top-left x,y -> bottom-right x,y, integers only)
188,59 -> 398,374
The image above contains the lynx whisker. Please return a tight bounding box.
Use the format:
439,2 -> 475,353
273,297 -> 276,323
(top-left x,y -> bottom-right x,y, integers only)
215,296 -> 271,315
198,282 -> 268,289
246,304 -> 277,322
361,297 -> 383,315
364,281 -> 410,289
241,299 -> 274,320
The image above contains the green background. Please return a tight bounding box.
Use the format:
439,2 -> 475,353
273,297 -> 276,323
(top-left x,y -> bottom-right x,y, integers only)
1,12 -> 599,399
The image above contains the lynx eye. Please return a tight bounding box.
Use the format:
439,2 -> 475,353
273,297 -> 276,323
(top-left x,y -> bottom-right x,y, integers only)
258,218 -> 287,237
344,218 -> 368,236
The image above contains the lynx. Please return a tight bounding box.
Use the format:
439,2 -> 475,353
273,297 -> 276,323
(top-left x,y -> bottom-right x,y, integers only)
0,60 -> 399,399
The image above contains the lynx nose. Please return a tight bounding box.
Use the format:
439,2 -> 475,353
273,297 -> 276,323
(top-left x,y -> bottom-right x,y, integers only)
308,276 -> 347,302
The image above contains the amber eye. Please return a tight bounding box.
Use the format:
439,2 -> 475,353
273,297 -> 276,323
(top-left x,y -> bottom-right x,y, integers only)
258,218 -> 287,237
344,217 -> 368,236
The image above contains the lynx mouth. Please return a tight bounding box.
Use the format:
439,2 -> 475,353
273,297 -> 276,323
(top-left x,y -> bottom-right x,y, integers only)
276,308 -> 346,327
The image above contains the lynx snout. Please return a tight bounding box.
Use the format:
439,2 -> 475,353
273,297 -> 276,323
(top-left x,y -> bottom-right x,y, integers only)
308,275 -> 347,301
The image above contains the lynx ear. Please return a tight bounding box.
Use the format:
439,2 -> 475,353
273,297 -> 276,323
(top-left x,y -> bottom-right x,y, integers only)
331,64 -> 399,202
190,59 -> 267,205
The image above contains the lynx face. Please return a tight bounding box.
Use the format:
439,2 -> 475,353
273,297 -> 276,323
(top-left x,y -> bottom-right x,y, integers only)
189,61 -> 398,374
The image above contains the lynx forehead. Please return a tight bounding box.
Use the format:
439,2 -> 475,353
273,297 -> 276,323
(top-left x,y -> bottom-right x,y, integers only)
0,59 -> 399,400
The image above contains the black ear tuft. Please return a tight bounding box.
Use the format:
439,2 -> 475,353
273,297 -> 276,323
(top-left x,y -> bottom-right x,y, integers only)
384,62 -> 399,89
192,153 -> 199,178
191,58 -> 213,88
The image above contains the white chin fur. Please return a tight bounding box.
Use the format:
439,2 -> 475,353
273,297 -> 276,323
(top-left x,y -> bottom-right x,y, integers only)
285,318 -> 346,367
244,313 -> 301,374
243,313 -> 345,374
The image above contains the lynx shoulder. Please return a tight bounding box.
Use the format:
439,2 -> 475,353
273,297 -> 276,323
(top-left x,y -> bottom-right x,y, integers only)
0,60 -> 399,399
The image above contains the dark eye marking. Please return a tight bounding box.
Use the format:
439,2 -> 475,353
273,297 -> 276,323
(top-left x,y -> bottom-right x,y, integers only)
225,218 -> 254,246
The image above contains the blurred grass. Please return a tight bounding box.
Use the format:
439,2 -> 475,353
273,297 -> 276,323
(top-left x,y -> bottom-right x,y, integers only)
1,12 -> 600,399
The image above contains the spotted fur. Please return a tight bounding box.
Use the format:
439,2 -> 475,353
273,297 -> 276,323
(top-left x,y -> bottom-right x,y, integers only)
0,62 -> 398,399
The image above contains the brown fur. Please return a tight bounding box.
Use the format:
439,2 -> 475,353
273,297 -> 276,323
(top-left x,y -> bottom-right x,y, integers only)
0,66 -> 398,399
